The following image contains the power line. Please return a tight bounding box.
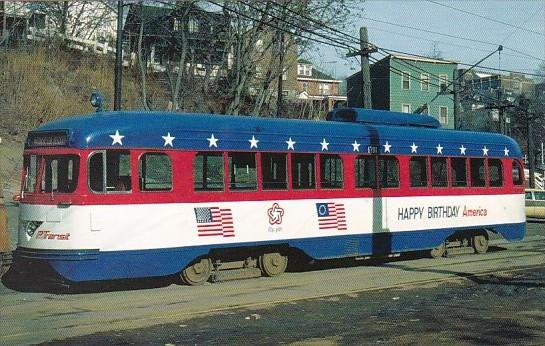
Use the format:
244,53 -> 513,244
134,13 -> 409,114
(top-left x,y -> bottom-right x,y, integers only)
359,15 -> 545,62
458,63 -> 545,78
425,0 -> 545,37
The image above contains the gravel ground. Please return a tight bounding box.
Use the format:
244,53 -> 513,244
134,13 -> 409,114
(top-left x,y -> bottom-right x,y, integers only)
41,266 -> 545,346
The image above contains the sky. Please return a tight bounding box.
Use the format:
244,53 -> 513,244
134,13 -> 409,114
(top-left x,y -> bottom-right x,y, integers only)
309,0 -> 545,79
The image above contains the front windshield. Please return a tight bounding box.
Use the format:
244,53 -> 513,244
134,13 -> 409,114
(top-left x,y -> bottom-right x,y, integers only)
23,155 -> 79,193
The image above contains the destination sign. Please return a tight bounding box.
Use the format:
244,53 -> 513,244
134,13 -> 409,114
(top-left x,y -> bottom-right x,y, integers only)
27,131 -> 68,148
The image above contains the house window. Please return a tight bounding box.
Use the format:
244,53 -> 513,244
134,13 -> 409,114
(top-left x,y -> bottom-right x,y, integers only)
439,106 -> 448,124
439,74 -> 448,92
402,72 -> 410,90
301,82 -> 309,93
402,104 -> 411,113
319,83 -> 330,95
420,73 -> 430,91
188,18 -> 199,33
421,104 -> 429,115
298,64 -> 312,77
173,18 -> 181,32
282,68 -> 288,81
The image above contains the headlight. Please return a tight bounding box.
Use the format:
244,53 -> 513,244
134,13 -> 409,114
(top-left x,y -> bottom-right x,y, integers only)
22,221 -> 43,238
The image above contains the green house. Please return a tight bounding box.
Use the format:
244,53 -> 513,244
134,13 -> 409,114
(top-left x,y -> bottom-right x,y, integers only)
347,54 -> 457,129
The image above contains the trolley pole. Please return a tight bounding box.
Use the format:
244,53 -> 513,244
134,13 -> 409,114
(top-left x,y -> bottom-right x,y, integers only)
114,0 -> 124,111
346,27 -> 377,109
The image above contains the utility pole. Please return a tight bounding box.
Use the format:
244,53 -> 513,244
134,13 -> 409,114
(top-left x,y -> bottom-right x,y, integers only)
346,27 -> 377,108
114,0 -> 124,111
276,31 -> 284,118
453,69 -> 461,129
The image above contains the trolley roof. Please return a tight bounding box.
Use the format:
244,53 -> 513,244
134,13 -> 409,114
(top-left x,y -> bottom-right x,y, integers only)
27,110 -> 522,158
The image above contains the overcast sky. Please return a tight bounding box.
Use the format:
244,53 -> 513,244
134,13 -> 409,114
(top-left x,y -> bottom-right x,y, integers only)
308,0 -> 545,79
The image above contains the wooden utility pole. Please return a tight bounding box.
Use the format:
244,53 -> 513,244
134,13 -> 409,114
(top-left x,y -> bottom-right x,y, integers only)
276,31 -> 285,118
346,27 -> 377,109
114,0 -> 124,111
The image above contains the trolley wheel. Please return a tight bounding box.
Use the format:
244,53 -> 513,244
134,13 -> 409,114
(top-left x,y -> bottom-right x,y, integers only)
430,242 -> 446,258
473,234 -> 489,254
180,258 -> 212,285
258,252 -> 288,277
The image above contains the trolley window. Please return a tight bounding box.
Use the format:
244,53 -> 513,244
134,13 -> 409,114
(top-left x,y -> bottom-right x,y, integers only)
228,152 -> 257,190
431,157 -> 448,187
378,156 -> 399,188
139,153 -> 172,191
261,153 -> 287,190
320,154 -> 343,189
194,152 -> 224,191
409,157 -> 428,187
23,155 -> 40,192
41,155 -> 79,193
88,151 -> 131,193
488,159 -> 503,187
512,160 -> 524,185
355,156 -> 376,188
292,154 -> 316,190
470,158 -> 486,187
451,158 -> 467,187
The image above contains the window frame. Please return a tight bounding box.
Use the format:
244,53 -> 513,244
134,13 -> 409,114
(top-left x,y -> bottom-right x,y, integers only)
439,106 -> 448,124
138,152 -> 173,192
319,154 -> 344,189
431,156 -> 449,188
451,157 -> 468,187
377,155 -> 400,189
488,158 -> 503,188
402,103 -> 412,113
420,73 -> 430,91
512,160 -> 524,186
261,152 -> 288,191
87,150 -> 132,194
355,155 -> 377,189
291,153 -> 316,190
193,151 -> 225,192
409,156 -> 429,188
402,71 -> 411,90
228,152 -> 258,191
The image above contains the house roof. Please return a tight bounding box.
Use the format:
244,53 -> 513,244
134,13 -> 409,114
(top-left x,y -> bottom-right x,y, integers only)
389,53 -> 457,65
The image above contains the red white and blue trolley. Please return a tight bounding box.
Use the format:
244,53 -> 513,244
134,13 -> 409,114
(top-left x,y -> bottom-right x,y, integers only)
13,108 -> 526,284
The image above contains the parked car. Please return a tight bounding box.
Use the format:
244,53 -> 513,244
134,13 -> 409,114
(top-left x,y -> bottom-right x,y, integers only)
525,189 -> 545,219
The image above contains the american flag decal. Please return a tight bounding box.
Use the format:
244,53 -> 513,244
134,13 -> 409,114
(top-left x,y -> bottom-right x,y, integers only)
194,207 -> 234,237
316,203 -> 347,231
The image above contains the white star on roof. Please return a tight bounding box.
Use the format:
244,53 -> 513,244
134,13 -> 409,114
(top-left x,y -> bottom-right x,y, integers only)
482,146 -> 489,156
436,144 -> 443,154
162,132 -> 175,147
352,140 -> 361,152
207,134 -> 218,148
410,142 -> 418,153
459,145 -> 467,155
109,130 -> 124,146
249,135 -> 259,149
320,138 -> 329,151
383,141 -> 392,153
286,137 -> 296,150
504,147 -> 510,156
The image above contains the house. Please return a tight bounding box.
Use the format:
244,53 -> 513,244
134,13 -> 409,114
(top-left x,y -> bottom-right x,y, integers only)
123,2 -> 230,75
293,59 -> 347,114
347,54 -> 457,129
1,1 -> 117,50
463,70 -> 535,102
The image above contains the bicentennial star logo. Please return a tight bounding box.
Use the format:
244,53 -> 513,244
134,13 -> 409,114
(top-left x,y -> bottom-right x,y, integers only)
267,203 -> 285,225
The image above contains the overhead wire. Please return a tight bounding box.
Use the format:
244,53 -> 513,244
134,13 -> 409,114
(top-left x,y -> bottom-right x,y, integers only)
425,0 -> 545,37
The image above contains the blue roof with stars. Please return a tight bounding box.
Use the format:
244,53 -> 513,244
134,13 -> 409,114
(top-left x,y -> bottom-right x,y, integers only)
27,110 -> 522,158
